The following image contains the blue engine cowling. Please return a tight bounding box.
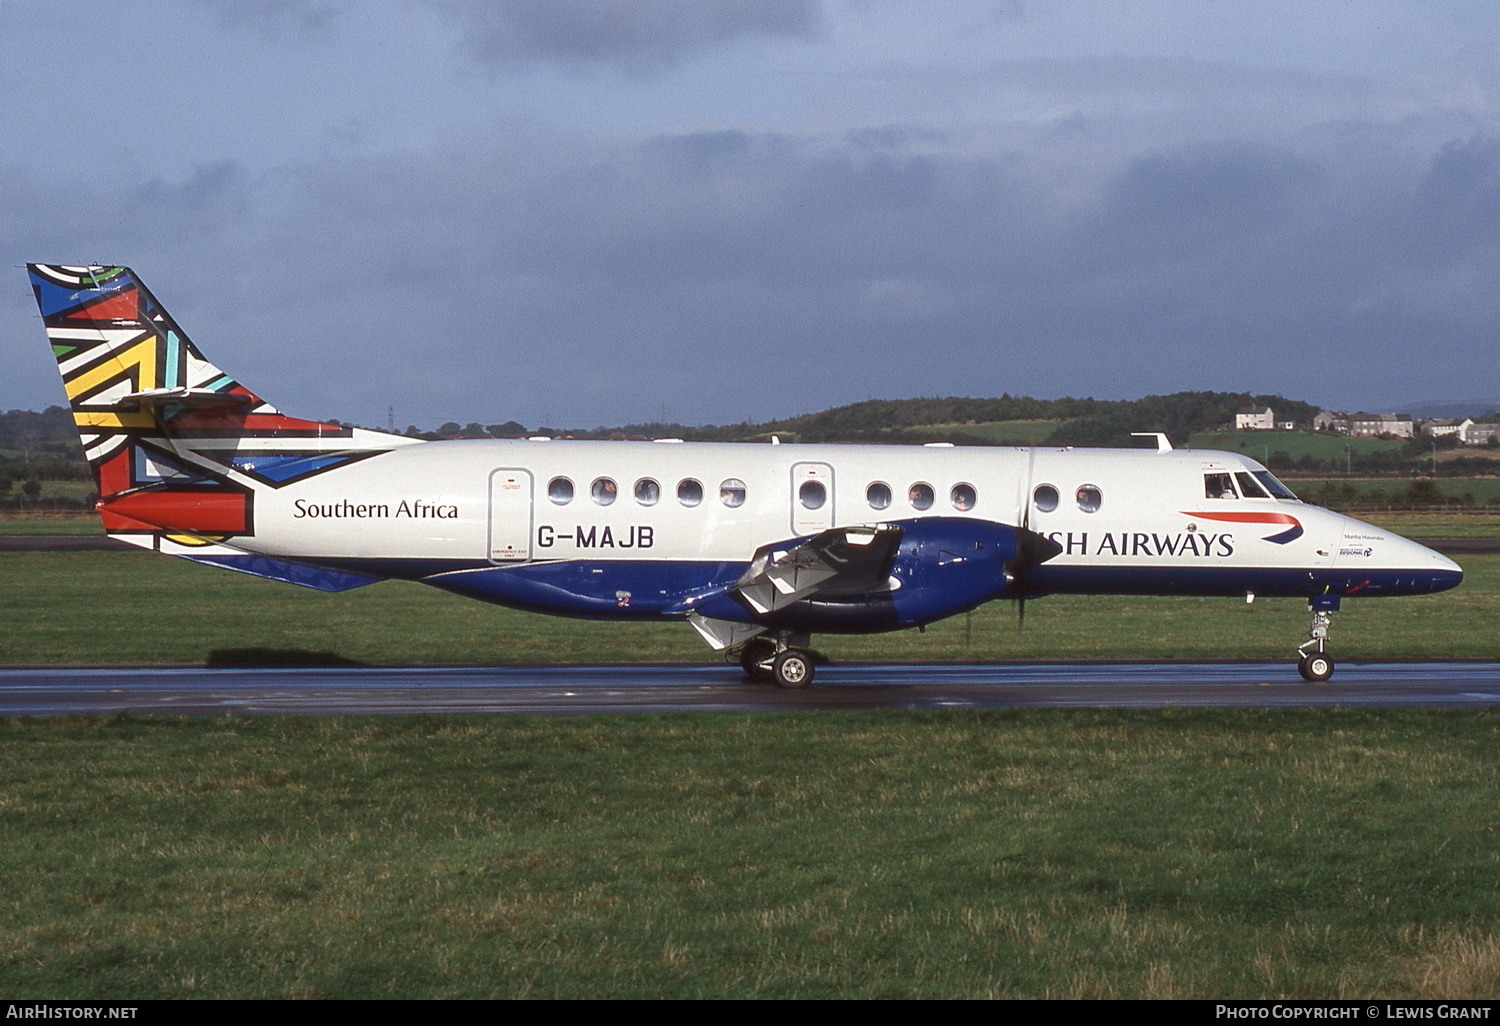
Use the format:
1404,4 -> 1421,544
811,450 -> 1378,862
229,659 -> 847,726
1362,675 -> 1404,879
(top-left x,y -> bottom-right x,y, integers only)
753,517 -> 1038,634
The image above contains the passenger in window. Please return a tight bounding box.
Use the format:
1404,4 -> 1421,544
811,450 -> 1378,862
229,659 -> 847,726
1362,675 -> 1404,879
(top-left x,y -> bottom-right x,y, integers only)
1204,473 -> 1236,499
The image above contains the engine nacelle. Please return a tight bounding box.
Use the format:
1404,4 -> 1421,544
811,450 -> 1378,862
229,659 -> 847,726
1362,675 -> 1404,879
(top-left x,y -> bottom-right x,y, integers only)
764,517 -> 1031,634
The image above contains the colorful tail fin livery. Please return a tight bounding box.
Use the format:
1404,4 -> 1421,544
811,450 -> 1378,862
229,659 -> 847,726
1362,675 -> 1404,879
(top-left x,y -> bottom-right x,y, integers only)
28,263 -> 406,588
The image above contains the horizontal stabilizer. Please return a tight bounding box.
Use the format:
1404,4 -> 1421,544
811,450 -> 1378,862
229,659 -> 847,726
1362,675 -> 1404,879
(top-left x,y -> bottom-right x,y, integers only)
181,553 -> 384,592
122,387 -> 256,410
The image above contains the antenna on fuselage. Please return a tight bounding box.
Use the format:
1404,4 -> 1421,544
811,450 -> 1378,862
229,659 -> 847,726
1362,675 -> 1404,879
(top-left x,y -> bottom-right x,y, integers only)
1131,432 -> 1173,452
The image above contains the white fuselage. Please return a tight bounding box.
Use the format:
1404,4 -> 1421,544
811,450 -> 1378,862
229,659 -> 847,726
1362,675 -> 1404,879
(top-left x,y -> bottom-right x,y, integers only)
223,438 -> 1454,598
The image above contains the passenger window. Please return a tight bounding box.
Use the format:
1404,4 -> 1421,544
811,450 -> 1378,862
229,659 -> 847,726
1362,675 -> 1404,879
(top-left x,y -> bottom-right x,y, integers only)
677,479 -> 704,507
634,478 -> 660,505
1204,473 -> 1236,499
908,482 -> 934,511
866,482 -> 892,510
720,478 -> 747,507
799,480 -> 826,510
591,478 -> 618,506
1076,484 -> 1102,513
1235,472 -> 1270,498
1033,484 -> 1059,513
950,483 -> 977,511
547,477 -> 573,505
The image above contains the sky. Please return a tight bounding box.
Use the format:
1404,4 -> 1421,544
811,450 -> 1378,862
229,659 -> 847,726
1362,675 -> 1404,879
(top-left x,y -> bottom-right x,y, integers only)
3,1 -> 1498,430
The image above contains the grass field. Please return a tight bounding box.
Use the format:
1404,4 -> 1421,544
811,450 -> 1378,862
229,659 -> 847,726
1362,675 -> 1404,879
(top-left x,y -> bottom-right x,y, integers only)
3,531 -> 1498,999
2,710 -> 1498,999
0,514 -> 102,535
1297,478 -> 1500,507
1189,431 -> 1411,461
0,550 -> 1494,665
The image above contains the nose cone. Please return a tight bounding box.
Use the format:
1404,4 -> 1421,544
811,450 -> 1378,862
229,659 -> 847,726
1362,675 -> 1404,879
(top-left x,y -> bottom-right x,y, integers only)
1338,519 -> 1463,595
1414,541 -> 1464,593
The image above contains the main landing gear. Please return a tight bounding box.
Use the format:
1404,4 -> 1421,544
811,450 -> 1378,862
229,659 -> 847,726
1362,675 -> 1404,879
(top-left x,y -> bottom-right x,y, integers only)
739,632 -> 816,689
1296,599 -> 1338,682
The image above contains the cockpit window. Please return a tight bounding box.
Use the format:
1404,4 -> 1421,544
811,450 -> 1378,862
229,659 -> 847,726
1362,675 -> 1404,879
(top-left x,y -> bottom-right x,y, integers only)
1204,473 -> 1236,499
1235,471 -> 1270,498
1253,470 -> 1299,500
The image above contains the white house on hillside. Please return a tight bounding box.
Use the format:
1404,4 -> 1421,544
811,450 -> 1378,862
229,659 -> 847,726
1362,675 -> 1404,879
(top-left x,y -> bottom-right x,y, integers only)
1236,406 -> 1274,430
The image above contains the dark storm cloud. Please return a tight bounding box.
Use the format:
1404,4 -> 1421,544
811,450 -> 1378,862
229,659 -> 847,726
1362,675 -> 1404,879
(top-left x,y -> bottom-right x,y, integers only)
7,123 -> 1499,427
1412,135 -> 1500,262
1076,144 -> 1326,277
428,0 -> 821,73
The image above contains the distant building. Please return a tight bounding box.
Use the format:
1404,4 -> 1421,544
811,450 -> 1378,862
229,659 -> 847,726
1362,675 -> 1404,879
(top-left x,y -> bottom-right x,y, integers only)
1314,410 -> 1349,433
1462,422 -> 1498,445
1236,406 -> 1274,430
1348,413 -> 1414,439
1424,417 -> 1472,439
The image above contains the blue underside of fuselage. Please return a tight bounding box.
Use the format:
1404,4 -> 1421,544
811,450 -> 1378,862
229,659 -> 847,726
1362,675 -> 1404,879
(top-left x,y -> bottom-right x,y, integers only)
425,559 -> 752,620
195,554 -> 1463,629
1027,564 -> 1464,600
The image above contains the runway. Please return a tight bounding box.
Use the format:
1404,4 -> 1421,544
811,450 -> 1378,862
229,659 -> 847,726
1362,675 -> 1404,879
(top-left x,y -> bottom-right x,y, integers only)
3,661 -> 1500,716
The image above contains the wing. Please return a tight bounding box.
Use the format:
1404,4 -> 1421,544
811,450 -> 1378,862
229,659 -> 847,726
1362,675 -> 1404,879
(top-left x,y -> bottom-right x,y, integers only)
686,524 -> 903,650
735,523 -> 903,614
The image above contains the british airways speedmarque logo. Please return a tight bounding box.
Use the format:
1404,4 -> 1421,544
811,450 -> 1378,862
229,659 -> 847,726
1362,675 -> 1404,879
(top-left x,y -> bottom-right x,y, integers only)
1182,510 -> 1304,544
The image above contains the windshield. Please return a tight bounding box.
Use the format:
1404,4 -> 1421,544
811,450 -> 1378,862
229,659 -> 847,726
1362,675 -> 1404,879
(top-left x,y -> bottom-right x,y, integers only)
1252,470 -> 1299,500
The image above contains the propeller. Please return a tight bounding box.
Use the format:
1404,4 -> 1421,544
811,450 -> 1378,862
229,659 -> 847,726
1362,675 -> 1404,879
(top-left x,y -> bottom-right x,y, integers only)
1014,446 -> 1038,631
1012,525 -> 1063,631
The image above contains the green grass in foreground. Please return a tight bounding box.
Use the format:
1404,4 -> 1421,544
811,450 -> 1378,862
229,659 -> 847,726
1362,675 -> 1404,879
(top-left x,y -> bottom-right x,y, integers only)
2,710 -> 1498,999
0,552 -> 1496,664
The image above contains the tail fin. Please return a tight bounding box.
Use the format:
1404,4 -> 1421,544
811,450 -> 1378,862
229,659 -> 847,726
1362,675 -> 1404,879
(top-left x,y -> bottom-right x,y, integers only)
27,264 -> 402,547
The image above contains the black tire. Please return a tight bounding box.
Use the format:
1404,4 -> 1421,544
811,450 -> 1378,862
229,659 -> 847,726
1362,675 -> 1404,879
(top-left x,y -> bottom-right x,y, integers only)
1298,652 -> 1334,682
739,639 -> 776,681
772,649 -> 814,689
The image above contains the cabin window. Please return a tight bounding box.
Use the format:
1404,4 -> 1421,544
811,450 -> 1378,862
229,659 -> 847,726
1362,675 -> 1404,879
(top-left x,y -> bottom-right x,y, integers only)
720,478 -> 747,507
950,483 -> 977,511
799,479 -> 827,510
866,482 -> 892,510
677,478 -> 704,507
908,482 -> 934,511
547,477 -> 574,505
1204,473 -> 1236,499
1076,484 -> 1102,513
591,477 -> 618,506
1235,472 -> 1270,498
1033,484 -> 1059,513
634,478 -> 660,506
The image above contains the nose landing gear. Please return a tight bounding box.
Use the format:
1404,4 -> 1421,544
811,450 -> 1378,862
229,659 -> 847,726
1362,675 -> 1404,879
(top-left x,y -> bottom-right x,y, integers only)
1296,598 -> 1339,682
